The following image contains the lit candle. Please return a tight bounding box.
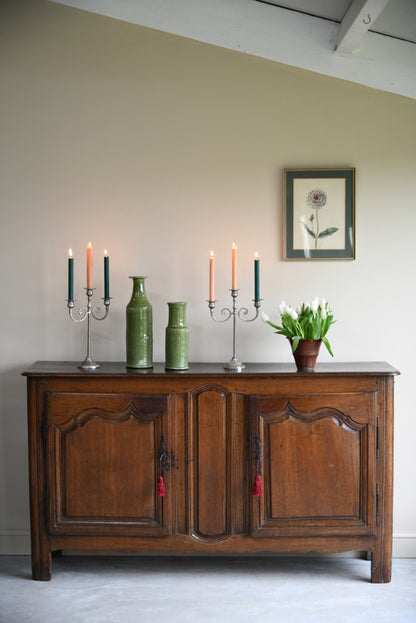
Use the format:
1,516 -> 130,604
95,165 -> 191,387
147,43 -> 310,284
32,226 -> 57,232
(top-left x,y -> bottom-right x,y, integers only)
86,242 -> 93,289
254,252 -> 260,301
232,243 -> 237,290
209,251 -> 215,301
104,250 -> 110,299
68,248 -> 74,301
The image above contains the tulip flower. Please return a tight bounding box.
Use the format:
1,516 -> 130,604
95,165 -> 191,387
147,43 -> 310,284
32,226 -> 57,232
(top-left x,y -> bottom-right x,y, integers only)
262,298 -> 335,355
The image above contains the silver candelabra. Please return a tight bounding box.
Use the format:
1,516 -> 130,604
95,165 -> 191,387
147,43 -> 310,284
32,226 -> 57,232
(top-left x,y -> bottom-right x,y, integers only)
67,289 -> 111,370
208,290 -> 261,371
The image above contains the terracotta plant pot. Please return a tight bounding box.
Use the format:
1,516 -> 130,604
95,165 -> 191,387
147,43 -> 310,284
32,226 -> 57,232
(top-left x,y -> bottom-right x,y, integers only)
290,339 -> 322,372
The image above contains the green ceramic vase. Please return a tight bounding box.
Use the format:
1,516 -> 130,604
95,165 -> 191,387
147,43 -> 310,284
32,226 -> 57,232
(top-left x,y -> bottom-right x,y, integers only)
126,276 -> 153,368
165,302 -> 189,370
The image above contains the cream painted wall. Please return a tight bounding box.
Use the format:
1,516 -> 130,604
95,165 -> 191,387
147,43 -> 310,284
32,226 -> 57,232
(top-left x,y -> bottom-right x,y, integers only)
1,0 -> 415,556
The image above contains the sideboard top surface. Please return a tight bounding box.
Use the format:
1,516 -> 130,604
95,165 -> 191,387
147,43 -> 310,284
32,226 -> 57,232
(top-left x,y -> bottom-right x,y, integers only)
22,361 -> 399,378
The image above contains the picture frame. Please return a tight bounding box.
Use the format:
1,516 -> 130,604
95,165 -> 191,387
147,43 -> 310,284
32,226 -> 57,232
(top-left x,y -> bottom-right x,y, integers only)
284,168 -> 355,260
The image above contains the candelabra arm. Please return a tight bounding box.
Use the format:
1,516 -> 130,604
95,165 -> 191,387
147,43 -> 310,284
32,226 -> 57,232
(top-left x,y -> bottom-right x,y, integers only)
208,300 -> 232,323
91,298 -> 111,320
67,300 -> 88,323
238,299 -> 262,322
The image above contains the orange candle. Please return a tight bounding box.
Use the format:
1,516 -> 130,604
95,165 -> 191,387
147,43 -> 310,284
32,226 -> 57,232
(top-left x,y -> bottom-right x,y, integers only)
232,243 -> 237,290
209,251 -> 215,301
86,242 -> 93,289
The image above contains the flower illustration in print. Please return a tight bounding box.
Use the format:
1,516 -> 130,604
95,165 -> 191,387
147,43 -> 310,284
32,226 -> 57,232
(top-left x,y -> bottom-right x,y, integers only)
301,189 -> 338,249
306,189 -> 327,209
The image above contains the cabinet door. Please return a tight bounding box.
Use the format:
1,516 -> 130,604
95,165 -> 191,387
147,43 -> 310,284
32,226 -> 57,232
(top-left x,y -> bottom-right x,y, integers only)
45,393 -> 173,536
249,393 -> 377,536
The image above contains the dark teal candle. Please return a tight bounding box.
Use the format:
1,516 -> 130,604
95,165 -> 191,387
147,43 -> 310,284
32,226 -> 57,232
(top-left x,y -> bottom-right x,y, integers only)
68,252 -> 74,301
104,252 -> 110,299
254,254 -> 260,301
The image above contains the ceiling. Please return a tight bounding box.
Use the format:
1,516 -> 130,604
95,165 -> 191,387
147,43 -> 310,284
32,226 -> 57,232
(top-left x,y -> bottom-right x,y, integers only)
50,0 -> 416,99
263,1 -> 416,45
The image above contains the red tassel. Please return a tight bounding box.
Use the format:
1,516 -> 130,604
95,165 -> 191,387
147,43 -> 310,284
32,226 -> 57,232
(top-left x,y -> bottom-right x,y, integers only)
157,475 -> 165,497
252,474 -> 263,497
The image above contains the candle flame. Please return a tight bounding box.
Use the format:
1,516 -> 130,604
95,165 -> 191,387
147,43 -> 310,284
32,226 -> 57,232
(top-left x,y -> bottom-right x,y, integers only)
87,242 -> 92,248
210,250 -> 214,258
68,248 -> 73,257
104,249 -> 108,256
232,243 -> 236,248
254,252 -> 258,259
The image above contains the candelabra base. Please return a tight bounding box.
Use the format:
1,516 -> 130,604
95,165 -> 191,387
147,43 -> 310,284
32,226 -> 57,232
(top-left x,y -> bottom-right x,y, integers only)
224,358 -> 246,372
78,357 -> 100,370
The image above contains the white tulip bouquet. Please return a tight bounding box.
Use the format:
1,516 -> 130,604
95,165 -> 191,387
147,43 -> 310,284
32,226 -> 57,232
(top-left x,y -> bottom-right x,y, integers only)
262,297 -> 335,356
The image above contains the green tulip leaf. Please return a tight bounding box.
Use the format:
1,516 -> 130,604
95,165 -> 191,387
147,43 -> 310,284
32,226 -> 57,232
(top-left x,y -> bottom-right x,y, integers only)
291,336 -> 301,352
322,336 -> 334,357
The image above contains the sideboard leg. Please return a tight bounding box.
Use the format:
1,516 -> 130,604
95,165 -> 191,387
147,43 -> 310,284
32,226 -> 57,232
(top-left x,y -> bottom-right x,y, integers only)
32,548 -> 52,581
27,378 -> 52,580
371,377 -> 394,584
30,522 -> 52,580
370,549 -> 392,583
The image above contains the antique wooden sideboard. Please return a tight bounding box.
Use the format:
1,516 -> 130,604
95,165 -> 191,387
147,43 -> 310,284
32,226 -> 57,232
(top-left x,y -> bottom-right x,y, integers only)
23,361 -> 398,582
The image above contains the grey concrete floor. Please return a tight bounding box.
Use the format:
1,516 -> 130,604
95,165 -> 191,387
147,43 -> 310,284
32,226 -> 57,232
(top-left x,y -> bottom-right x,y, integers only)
0,555 -> 415,623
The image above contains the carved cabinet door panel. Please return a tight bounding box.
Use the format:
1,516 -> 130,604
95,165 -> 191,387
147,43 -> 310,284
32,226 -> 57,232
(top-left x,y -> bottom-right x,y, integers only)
250,393 -> 377,536
189,386 -> 232,542
45,393 -> 172,536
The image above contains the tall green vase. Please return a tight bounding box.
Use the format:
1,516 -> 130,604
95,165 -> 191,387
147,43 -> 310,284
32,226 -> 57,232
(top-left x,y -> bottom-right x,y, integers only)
126,276 -> 153,368
165,302 -> 189,370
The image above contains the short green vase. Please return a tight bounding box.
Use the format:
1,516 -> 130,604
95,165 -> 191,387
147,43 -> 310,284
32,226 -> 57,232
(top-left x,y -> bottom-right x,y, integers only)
126,276 -> 153,368
165,302 -> 189,370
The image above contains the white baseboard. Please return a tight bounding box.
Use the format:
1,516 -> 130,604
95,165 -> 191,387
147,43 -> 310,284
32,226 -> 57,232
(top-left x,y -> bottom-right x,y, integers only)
0,530 -> 31,555
0,530 -> 415,557
392,535 -> 416,558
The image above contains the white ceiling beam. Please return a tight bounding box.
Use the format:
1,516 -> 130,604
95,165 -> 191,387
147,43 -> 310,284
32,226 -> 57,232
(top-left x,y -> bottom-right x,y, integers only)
49,0 -> 416,100
335,0 -> 391,54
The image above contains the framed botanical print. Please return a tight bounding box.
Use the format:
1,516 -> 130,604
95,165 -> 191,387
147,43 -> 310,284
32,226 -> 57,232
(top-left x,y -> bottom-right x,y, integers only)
284,168 -> 355,260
